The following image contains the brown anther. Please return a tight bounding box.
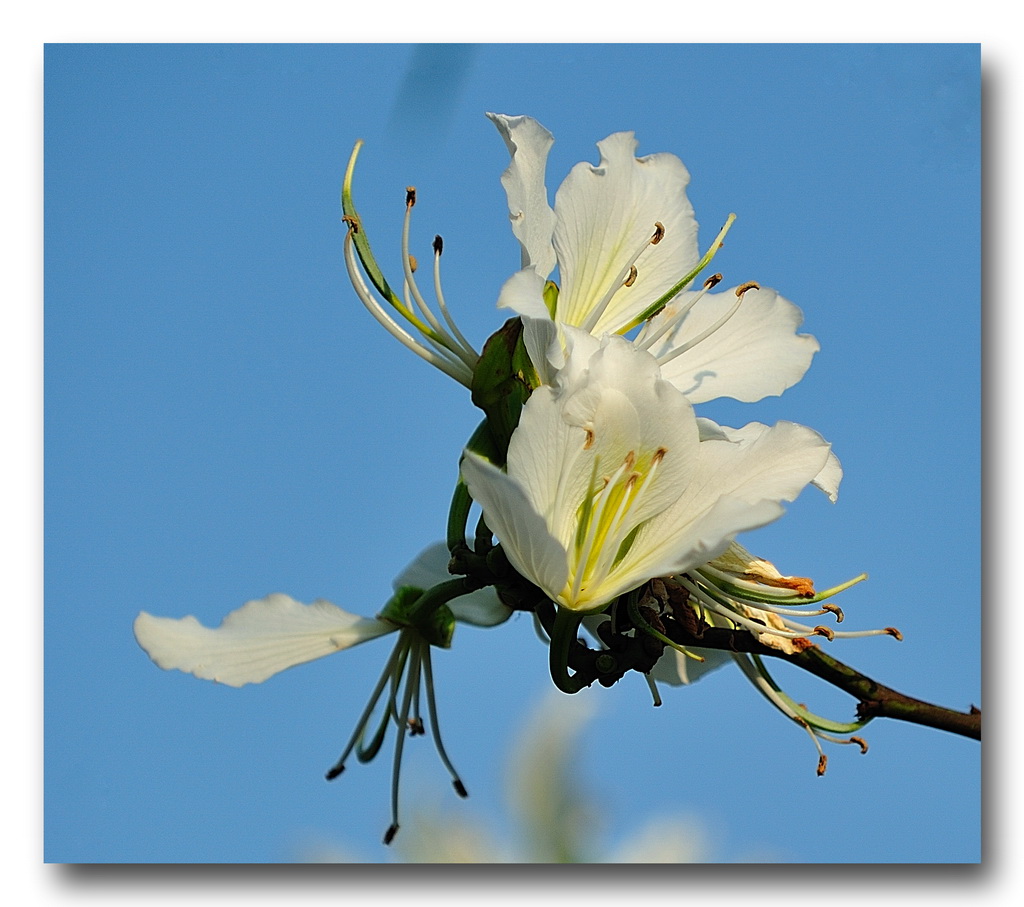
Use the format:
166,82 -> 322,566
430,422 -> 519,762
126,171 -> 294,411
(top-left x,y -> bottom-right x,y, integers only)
583,428 -> 595,450
791,636 -> 814,652
885,627 -> 904,641
816,754 -> 828,776
703,272 -> 723,290
408,254 -> 418,273
849,736 -> 869,754
405,187 -> 416,207
821,603 -> 845,623
742,573 -> 815,596
433,234 -> 444,255
623,266 -> 638,288
735,280 -> 761,297
341,214 -> 360,234
407,717 -> 425,735
624,451 -> 636,470
652,446 -> 668,466
813,625 -> 835,641
651,222 -> 666,244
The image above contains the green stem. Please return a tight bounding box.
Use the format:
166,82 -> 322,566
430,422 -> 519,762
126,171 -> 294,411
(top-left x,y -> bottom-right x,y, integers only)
548,607 -> 591,695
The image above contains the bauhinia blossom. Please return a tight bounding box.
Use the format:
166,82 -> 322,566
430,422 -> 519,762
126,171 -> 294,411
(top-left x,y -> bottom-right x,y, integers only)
488,112 -> 820,404
459,334 -> 835,617
134,542 -> 510,843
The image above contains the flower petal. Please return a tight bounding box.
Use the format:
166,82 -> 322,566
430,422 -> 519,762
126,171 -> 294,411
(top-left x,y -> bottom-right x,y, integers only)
393,541 -> 512,628
553,131 -> 699,335
496,267 -> 553,320
460,450 -> 570,602
487,113 -> 557,277
620,420 -> 832,580
811,449 -> 843,503
641,286 -> 819,404
133,595 -> 395,687
649,645 -> 733,686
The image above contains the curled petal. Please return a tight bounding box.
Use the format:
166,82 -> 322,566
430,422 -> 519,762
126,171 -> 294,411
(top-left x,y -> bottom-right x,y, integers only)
487,113 -> 557,277
133,595 -> 395,687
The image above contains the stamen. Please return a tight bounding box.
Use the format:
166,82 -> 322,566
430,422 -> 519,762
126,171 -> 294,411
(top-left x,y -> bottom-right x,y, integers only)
325,634 -> 407,781
580,223 -> 667,334
431,234 -> 477,357
420,640 -> 469,798
635,273 -> 722,352
401,197 -> 477,370
623,266 -> 638,288
384,637 -> 420,845
343,231 -> 473,385
655,280 -> 754,367
619,214 -> 737,332
645,673 -> 663,707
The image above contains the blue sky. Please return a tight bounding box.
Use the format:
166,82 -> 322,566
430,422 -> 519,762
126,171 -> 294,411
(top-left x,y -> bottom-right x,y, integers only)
44,43 -> 980,865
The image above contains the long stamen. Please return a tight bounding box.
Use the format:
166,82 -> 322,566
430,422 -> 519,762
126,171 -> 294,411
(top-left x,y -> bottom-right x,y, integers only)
656,280 -> 757,367
432,235 -> 478,361
344,230 -> 474,385
325,635 -> 406,780
401,191 -> 477,370
383,636 -> 420,845
580,223 -> 666,334
619,213 -> 737,332
420,640 -> 469,797
635,273 -> 723,350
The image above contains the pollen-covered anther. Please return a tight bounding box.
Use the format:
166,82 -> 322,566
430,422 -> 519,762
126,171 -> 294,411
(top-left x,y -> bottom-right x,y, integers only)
341,214 -> 360,234
813,625 -> 836,641
885,627 -> 904,641
432,234 -> 443,255
652,446 -> 668,466
583,427 -> 595,450
849,735 -> 869,754
821,603 -> 845,623
408,717 -> 425,736
623,266 -> 638,288
816,754 -> 828,776
405,187 -> 416,207
651,221 -> 666,244
736,280 -> 761,297
408,254 -> 418,273
703,272 -> 723,290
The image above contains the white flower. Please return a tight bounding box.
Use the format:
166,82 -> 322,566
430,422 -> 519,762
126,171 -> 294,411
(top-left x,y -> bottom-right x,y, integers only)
133,542 -> 509,687
488,112 -> 819,403
460,335 -> 834,615
134,542 -> 511,844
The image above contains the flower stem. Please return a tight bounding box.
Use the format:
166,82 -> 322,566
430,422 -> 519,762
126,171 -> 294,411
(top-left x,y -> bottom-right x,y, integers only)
548,607 -> 591,695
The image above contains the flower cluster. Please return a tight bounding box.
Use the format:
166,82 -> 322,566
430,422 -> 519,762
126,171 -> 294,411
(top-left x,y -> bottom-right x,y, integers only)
134,113 -> 899,842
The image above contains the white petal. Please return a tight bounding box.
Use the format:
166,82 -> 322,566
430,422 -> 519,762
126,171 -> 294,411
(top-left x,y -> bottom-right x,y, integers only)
553,131 -> 699,334
496,267 -> 552,320
393,540 -> 511,628
642,286 -> 819,404
133,595 -> 395,687
460,450 -> 570,602
649,646 -> 733,686
621,420 -> 832,580
487,113 -> 557,277
812,449 -> 843,503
